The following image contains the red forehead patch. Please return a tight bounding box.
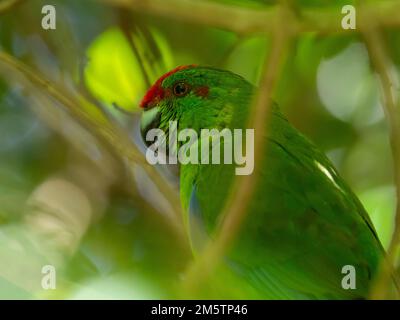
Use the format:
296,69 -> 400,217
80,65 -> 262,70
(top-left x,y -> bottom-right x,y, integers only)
140,65 -> 196,108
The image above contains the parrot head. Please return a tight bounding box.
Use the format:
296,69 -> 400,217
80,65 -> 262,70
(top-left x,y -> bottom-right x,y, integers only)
139,65 -> 253,146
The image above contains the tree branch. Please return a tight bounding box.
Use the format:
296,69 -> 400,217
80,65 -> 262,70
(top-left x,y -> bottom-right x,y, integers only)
0,51 -> 185,237
0,0 -> 24,13
360,12 -> 400,299
99,0 -> 400,35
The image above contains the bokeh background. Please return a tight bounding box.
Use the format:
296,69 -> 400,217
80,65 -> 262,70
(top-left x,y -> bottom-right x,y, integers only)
0,0 -> 399,299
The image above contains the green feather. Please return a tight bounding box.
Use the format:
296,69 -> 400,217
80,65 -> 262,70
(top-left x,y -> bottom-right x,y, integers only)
141,66 -> 385,299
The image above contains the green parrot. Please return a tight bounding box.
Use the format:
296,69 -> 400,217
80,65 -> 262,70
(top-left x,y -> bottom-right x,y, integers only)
139,65 -> 387,299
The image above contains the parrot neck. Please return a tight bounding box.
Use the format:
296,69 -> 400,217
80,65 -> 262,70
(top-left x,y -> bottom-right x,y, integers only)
178,89 -> 255,229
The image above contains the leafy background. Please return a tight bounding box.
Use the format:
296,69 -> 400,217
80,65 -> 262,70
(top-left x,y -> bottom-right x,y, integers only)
0,0 -> 399,298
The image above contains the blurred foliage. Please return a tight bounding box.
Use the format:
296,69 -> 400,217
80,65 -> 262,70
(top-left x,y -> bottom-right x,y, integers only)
0,0 -> 399,299
85,27 -> 173,112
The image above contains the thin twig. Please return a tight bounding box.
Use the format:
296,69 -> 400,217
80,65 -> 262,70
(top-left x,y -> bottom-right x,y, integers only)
180,3 -> 292,295
359,10 -> 400,299
0,0 -> 24,13
0,51 -> 185,235
98,0 -> 400,35
118,10 -> 152,88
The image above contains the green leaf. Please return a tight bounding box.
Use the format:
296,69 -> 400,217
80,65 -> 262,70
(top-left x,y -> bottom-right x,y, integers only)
84,27 -> 173,112
359,185 -> 396,249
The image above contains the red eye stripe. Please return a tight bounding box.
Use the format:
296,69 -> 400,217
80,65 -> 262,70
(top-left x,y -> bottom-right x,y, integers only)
194,86 -> 209,98
140,65 -> 196,109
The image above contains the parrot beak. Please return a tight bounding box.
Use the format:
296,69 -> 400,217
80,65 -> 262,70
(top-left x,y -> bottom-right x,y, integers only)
140,106 -> 161,146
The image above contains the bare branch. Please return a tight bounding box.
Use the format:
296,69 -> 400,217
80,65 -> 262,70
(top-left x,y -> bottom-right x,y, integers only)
0,51 -> 186,237
0,0 -> 24,13
360,13 -> 400,299
99,0 -> 400,35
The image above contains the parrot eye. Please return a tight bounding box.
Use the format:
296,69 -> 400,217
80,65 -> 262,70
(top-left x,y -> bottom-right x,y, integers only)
173,82 -> 190,97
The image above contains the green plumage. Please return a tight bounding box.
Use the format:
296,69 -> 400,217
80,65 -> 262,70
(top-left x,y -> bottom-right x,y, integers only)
140,66 -> 384,299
